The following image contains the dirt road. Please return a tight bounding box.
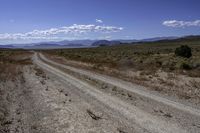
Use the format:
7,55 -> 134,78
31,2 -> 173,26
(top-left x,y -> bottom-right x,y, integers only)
2,52 -> 199,133
28,52 -> 199,133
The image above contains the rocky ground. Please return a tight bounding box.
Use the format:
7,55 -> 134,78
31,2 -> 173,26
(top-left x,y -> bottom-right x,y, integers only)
0,52 -> 200,133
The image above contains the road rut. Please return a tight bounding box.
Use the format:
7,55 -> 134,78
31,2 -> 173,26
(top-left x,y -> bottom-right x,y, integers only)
33,53 -> 194,133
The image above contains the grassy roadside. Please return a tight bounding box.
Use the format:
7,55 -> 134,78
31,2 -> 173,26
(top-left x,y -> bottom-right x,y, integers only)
42,38 -> 200,104
0,49 -> 32,80
44,38 -> 200,77
0,49 -> 32,132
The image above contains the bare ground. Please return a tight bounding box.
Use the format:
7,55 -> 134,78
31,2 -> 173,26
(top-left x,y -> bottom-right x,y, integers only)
0,52 -> 200,133
44,53 -> 200,106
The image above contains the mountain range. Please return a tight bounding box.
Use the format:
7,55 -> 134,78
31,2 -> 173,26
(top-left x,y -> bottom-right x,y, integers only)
1,35 -> 199,49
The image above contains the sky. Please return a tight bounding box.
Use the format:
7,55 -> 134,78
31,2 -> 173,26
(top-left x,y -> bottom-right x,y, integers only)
0,0 -> 200,44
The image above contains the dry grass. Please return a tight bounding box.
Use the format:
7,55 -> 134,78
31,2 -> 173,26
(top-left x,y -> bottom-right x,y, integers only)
190,80 -> 200,89
0,49 -> 32,131
0,50 -> 32,80
43,38 -> 200,77
41,38 -> 200,105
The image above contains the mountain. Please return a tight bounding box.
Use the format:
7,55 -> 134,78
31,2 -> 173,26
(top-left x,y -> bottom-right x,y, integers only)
35,43 -> 61,47
23,43 -> 87,49
58,40 -> 96,45
91,37 -> 179,46
0,45 -> 14,49
1,35 -> 199,49
63,43 -> 84,47
147,35 -> 200,43
116,39 -> 138,43
176,35 -> 200,41
140,36 -> 178,42
92,40 -> 121,46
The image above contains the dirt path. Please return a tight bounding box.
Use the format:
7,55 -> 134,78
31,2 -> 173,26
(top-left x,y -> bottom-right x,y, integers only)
3,53 -> 199,132
4,52 -> 196,132
39,54 -> 200,116
31,52 -> 200,133
39,53 -> 200,116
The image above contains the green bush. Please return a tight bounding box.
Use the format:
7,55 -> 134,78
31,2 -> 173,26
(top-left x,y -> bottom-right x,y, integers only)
176,59 -> 192,70
180,62 -> 192,70
175,45 -> 192,58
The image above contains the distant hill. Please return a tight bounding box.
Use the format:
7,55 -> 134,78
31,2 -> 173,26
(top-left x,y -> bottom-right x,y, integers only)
176,35 -> 200,41
58,40 -> 96,45
23,43 -> 87,49
140,36 -> 178,42
116,39 -> 138,43
62,43 -> 84,47
149,35 -> 200,44
0,45 -> 14,49
92,37 -> 179,46
35,44 -> 61,47
1,35 -> 199,49
92,40 -> 121,46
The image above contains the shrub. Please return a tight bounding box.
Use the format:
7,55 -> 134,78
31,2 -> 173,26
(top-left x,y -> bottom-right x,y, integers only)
175,45 -> 192,58
176,60 -> 192,70
180,62 -> 192,70
192,62 -> 200,69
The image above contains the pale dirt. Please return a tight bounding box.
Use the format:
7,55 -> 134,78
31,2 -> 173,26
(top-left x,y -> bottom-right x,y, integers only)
39,53 -> 200,115
35,53 -> 200,132
1,53 -> 200,133
45,53 -> 200,106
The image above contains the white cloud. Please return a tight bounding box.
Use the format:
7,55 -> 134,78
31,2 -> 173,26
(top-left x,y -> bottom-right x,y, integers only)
0,24 -> 123,40
96,19 -> 103,23
163,20 -> 200,27
98,36 -> 112,40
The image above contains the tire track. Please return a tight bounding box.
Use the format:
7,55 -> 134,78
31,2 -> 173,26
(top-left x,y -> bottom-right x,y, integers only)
33,53 -> 187,133
39,53 -> 200,117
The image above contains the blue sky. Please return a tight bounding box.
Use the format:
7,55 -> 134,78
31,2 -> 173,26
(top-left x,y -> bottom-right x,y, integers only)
0,0 -> 200,44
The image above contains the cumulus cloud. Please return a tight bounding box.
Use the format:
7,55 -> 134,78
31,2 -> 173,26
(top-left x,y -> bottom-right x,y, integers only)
96,19 -> 103,23
163,20 -> 200,27
98,36 -> 112,40
0,24 -> 123,40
